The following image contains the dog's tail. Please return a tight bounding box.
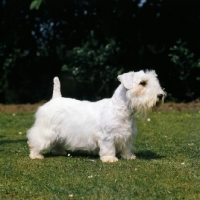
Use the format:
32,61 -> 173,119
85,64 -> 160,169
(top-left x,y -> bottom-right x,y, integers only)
52,77 -> 62,99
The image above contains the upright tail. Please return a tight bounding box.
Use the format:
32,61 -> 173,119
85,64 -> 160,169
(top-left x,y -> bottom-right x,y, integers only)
52,77 -> 62,99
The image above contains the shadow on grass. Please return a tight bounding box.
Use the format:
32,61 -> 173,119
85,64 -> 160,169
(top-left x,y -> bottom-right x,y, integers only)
43,150 -> 99,160
0,138 -> 27,145
43,150 -> 165,161
136,150 -> 165,160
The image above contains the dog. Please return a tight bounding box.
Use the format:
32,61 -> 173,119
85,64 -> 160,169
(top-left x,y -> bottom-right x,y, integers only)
27,70 -> 166,162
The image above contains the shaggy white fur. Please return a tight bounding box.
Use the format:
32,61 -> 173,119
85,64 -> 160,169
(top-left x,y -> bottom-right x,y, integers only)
27,70 -> 166,162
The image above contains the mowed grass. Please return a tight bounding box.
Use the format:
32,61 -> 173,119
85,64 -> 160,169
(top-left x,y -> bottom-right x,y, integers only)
0,111 -> 200,199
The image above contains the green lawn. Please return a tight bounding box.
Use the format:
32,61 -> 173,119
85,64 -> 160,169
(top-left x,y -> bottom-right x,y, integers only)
0,111 -> 200,199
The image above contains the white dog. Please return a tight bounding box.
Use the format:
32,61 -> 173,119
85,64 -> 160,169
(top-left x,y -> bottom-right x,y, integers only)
27,70 -> 166,162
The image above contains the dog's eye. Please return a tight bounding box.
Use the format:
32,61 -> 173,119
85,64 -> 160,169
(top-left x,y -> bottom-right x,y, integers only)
140,81 -> 147,86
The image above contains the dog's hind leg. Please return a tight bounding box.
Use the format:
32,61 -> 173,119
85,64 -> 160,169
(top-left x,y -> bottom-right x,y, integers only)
27,127 -> 53,159
28,141 -> 44,159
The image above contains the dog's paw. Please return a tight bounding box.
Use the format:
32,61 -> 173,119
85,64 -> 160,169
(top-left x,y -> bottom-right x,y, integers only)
100,156 -> 118,163
29,153 -> 44,159
121,154 -> 136,160
128,154 -> 136,160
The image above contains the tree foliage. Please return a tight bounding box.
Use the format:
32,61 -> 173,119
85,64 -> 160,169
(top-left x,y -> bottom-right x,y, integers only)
169,40 -> 200,99
62,31 -> 123,99
1,0 -> 200,103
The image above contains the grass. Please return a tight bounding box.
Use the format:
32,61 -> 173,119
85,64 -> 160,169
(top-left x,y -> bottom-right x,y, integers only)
0,111 -> 200,199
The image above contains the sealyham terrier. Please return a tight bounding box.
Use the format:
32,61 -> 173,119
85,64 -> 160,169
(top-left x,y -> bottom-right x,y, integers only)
27,70 -> 166,162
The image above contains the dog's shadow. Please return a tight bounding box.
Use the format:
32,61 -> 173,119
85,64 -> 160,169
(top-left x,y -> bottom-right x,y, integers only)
0,138 -> 27,145
43,150 -> 99,160
135,150 -> 165,160
43,150 -> 165,160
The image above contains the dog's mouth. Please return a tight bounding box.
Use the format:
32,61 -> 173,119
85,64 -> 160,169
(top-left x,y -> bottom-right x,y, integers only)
153,100 -> 162,110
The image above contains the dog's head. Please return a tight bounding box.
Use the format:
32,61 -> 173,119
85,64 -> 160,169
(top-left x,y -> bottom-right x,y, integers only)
118,70 -> 166,118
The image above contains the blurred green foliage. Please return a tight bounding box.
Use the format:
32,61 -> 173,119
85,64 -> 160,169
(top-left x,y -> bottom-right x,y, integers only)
30,0 -> 43,10
62,31 -> 123,98
1,0 -> 200,103
169,40 -> 200,98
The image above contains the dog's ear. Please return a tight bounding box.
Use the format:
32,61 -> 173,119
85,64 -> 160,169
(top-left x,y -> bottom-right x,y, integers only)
117,72 -> 134,89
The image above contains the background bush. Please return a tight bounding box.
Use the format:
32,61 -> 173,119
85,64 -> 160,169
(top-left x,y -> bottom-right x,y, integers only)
1,0 -> 200,103
62,31 -> 124,100
169,40 -> 200,101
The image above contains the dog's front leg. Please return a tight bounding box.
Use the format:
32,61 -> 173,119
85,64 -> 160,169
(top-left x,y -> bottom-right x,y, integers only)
120,137 -> 136,160
98,138 -> 118,163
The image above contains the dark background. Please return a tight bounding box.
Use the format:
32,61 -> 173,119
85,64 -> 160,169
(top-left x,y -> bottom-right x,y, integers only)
1,0 -> 200,104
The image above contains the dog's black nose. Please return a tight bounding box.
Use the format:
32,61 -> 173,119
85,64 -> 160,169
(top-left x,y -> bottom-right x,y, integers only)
157,94 -> 163,100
